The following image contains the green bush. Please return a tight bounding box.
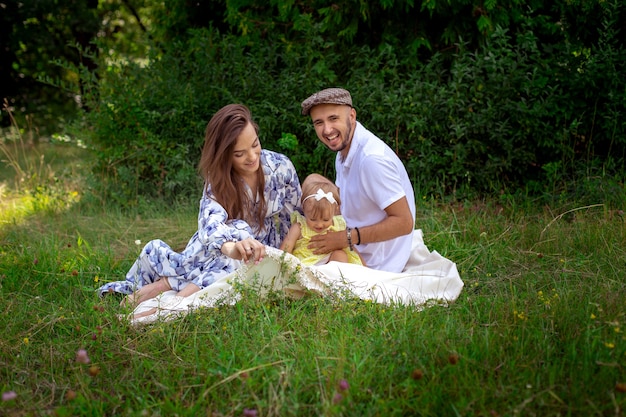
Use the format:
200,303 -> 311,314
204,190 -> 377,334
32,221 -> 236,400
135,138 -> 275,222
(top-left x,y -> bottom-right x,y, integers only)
83,27 -> 341,205
80,2 -> 625,206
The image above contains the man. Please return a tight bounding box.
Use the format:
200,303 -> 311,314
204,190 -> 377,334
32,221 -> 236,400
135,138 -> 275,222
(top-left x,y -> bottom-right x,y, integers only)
300,87 -> 416,272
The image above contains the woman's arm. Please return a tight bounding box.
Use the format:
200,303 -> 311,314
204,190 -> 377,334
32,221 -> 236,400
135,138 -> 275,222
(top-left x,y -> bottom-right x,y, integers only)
195,190 -> 267,263
197,191 -> 253,250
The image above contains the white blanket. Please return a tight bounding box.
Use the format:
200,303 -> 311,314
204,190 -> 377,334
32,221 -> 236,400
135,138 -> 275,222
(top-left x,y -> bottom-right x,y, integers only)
128,230 -> 464,325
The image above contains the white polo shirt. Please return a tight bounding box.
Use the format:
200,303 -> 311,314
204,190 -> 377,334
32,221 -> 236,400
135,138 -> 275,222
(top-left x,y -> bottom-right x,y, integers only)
335,122 -> 416,272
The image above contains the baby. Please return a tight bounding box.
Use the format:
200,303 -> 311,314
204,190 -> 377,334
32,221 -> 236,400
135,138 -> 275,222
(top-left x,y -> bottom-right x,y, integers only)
280,181 -> 364,266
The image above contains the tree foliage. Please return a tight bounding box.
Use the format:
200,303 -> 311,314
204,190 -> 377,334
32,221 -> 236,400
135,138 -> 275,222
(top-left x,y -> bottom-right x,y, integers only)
0,0 -> 100,129
3,0 -> 625,203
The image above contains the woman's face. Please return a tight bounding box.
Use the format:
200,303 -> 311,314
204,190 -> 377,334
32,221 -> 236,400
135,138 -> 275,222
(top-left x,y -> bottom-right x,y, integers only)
232,122 -> 261,178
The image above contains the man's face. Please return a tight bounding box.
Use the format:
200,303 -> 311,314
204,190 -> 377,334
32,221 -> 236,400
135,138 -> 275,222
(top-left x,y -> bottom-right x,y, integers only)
309,104 -> 356,160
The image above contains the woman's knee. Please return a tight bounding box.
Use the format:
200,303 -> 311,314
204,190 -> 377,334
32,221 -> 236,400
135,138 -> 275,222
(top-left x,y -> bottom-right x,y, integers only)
157,278 -> 173,291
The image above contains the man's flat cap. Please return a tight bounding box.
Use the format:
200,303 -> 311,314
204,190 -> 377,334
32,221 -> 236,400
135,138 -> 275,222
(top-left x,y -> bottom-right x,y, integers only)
301,88 -> 352,116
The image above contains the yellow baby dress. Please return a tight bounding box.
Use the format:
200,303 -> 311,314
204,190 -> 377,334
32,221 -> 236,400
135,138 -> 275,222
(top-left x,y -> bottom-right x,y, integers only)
290,211 -> 363,266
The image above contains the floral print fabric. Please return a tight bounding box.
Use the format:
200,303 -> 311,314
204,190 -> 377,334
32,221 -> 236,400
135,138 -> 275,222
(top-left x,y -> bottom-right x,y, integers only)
97,150 -> 301,296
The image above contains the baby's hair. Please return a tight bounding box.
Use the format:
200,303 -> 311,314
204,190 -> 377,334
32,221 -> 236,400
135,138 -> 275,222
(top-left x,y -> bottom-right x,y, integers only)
301,181 -> 340,219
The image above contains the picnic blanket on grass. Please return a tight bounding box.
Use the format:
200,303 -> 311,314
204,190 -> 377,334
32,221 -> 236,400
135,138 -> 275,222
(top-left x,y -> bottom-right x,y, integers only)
127,229 -> 464,325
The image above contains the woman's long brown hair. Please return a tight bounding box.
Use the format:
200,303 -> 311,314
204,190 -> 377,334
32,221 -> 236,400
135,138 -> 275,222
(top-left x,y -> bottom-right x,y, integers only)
198,104 -> 267,232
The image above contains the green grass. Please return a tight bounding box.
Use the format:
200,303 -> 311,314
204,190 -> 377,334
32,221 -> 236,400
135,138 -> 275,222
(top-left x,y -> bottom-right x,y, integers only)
1,142 -> 625,416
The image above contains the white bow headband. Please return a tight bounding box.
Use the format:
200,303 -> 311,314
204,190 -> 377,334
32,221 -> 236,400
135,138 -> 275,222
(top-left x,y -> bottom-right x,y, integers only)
302,188 -> 337,205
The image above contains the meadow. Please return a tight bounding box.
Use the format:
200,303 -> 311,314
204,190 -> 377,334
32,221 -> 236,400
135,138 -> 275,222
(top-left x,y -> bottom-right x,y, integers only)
0,136 -> 625,416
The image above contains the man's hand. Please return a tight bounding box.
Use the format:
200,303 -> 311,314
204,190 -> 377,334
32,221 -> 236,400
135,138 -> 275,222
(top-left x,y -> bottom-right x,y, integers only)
307,229 -> 348,255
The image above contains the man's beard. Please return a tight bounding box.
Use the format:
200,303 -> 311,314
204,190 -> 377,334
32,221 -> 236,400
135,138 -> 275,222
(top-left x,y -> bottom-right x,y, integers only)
335,120 -> 352,161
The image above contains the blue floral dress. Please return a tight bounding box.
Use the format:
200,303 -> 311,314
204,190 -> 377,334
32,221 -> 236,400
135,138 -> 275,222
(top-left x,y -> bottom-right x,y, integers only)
97,150 -> 301,296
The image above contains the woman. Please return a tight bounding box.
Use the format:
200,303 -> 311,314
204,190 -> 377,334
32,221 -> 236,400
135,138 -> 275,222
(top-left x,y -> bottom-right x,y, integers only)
98,104 -> 302,307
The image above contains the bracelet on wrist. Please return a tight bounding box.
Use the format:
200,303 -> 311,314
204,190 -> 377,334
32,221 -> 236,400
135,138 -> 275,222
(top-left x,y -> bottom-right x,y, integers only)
354,227 -> 361,245
346,227 -> 353,251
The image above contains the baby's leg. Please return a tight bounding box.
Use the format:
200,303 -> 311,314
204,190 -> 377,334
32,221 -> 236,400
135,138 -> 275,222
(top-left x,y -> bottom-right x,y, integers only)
329,249 -> 349,263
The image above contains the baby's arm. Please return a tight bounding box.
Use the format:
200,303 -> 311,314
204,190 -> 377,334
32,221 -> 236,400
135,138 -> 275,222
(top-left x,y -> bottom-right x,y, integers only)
279,223 -> 302,253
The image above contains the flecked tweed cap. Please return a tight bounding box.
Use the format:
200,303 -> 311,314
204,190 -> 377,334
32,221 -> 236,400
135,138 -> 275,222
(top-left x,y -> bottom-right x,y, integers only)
301,88 -> 352,115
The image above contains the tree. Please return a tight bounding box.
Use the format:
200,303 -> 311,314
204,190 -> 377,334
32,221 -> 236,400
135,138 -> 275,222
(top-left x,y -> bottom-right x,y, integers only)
0,1 -> 103,131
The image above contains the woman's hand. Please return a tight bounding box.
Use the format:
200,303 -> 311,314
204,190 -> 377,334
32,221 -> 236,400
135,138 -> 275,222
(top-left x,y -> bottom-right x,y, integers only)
222,238 -> 266,264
